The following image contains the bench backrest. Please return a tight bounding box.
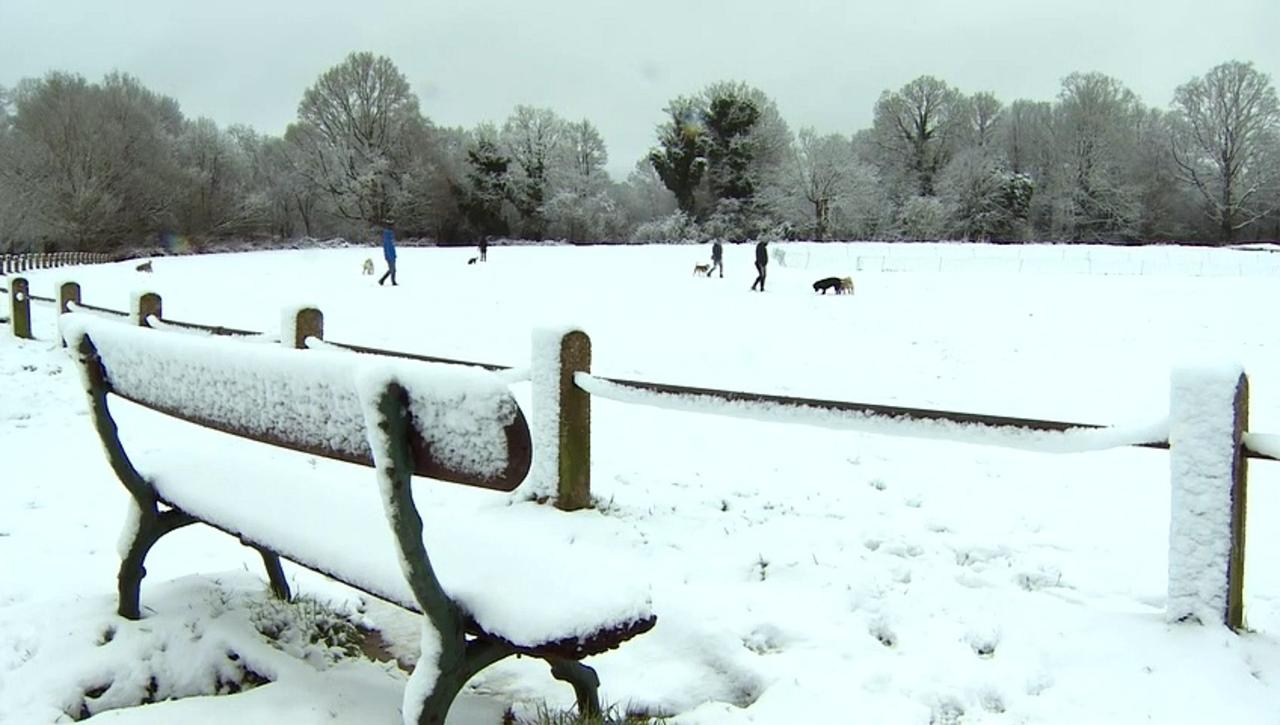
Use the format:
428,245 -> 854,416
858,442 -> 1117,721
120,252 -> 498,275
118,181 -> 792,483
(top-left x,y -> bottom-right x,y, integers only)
61,313 -> 532,491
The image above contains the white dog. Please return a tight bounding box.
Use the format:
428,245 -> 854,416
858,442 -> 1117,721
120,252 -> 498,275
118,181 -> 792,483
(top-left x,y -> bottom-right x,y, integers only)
362,258 -> 375,275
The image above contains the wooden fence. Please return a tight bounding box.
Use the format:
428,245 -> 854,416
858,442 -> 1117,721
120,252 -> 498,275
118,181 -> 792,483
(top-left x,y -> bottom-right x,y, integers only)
4,276 -> 1270,632
0,252 -> 112,274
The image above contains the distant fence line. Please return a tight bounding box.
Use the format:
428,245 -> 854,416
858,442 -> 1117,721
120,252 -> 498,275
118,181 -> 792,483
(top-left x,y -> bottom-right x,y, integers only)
4,274 -> 1269,633
772,244 -> 1280,277
0,252 -> 112,274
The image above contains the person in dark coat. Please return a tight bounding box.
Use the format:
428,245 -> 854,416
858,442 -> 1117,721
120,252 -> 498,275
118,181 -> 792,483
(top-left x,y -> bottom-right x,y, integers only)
750,240 -> 768,291
479,236 -> 489,262
708,239 -> 724,278
378,226 -> 398,286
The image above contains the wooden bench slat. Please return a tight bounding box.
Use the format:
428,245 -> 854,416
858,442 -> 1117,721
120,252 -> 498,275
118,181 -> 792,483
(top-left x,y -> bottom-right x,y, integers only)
63,313 -> 531,490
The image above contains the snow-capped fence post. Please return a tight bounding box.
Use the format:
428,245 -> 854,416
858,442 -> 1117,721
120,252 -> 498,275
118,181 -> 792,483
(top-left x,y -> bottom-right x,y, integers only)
58,282 -> 81,348
1167,366 -> 1249,631
10,277 -> 31,340
531,328 -> 593,510
59,282 -> 80,314
290,307 -> 323,349
135,292 -> 161,328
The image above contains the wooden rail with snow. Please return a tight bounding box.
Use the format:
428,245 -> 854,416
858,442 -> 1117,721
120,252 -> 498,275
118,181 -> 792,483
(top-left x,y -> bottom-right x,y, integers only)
59,312 -> 656,724
9,278 -> 1269,632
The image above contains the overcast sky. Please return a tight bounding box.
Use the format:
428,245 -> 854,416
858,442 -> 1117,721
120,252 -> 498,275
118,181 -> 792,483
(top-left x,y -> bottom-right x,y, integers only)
2,0 -> 1277,180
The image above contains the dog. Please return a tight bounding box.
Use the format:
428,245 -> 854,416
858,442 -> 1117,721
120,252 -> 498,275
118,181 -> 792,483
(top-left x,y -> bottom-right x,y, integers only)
361,258 -> 375,275
467,257 -> 478,265
693,263 -> 711,276
135,260 -> 153,273
813,276 -> 855,295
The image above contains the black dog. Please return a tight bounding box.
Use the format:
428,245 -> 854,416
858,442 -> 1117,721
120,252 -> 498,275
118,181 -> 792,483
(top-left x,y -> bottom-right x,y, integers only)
813,276 -> 842,294
467,257 -> 477,265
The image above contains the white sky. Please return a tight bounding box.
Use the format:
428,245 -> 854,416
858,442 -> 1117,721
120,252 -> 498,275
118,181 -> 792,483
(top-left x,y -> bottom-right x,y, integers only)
2,0 -> 1277,180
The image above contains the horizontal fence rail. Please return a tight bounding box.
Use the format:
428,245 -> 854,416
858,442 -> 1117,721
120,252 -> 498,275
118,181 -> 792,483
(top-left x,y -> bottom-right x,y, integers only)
576,373 -> 1173,455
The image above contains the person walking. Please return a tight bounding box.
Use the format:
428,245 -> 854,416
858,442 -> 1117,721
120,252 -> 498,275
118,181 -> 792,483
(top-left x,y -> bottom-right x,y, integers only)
708,239 -> 724,278
479,236 -> 489,262
750,239 -> 768,291
378,225 -> 398,286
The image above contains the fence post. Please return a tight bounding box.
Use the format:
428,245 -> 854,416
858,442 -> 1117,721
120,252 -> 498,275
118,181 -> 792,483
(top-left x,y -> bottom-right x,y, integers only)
59,281 -> 80,314
289,307 -> 324,349
58,282 -> 81,348
10,277 -> 31,340
135,292 -> 162,328
531,329 -> 592,510
1167,367 -> 1248,631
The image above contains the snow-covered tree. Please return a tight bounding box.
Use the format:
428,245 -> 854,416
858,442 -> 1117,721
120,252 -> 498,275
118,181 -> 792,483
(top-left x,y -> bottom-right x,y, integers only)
965,92 -> 1004,148
939,148 -> 1033,240
872,76 -> 968,198
648,96 -> 708,215
501,106 -> 564,239
1170,60 -> 1280,243
173,118 -> 256,236
289,52 -> 426,227
464,124 -> 512,239
0,71 -> 182,248
1048,72 -> 1144,241
788,128 -> 855,240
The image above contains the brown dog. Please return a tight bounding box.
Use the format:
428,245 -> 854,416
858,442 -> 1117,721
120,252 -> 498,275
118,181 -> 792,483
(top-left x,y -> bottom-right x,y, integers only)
135,260 -> 153,273
693,263 -> 711,276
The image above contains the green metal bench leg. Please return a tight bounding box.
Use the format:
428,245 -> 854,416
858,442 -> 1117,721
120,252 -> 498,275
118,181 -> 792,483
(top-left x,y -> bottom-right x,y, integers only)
253,546 -> 291,601
118,508 -> 196,620
548,657 -> 602,718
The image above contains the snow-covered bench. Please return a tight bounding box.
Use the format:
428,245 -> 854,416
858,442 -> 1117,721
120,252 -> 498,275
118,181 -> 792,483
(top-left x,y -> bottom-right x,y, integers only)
60,313 -> 656,724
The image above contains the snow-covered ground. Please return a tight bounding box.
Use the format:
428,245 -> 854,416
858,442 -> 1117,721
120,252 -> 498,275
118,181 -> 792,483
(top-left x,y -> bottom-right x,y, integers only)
2,241 -> 1279,724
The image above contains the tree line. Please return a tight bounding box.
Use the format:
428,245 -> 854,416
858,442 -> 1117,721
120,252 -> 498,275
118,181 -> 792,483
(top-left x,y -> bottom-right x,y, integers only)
0,52 -> 1277,253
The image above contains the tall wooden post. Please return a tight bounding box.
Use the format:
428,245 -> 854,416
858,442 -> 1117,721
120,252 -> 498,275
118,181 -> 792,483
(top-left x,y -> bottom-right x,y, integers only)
1167,368 -> 1249,631
135,292 -> 162,328
557,331 -> 592,511
1226,374 -> 1248,631
10,277 -> 31,339
291,307 -> 324,349
530,329 -> 593,510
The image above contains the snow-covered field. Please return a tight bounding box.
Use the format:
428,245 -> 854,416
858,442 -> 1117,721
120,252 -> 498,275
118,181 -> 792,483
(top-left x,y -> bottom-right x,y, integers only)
2,241 -> 1280,724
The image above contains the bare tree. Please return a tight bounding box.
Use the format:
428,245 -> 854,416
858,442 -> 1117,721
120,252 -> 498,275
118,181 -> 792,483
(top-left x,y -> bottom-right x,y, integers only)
557,119 -> 608,191
872,75 -> 967,197
1171,60 -> 1280,243
789,128 -> 855,240
0,72 -> 182,248
967,92 -> 1004,148
290,52 -> 426,227
1050,72 -> 1143,241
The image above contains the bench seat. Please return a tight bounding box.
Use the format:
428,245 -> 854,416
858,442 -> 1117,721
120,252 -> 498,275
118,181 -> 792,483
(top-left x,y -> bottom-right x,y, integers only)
111,398 -> 654,657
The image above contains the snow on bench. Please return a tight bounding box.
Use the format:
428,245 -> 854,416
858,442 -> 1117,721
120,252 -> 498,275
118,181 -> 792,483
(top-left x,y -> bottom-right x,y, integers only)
59,313 -> 656,724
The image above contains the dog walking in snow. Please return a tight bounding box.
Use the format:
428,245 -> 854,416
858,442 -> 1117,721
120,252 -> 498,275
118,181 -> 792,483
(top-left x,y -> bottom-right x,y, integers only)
361,258 -> 375,275
812,276 -> 854,294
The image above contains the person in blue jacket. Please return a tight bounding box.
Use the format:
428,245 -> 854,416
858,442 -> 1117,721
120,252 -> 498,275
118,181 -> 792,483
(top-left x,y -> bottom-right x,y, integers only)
378,225 -> 398,286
